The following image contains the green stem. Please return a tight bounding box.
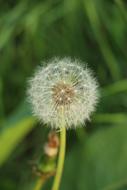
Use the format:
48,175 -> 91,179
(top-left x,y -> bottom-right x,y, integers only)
33,177 -> 45,190
52,127 -> 66,190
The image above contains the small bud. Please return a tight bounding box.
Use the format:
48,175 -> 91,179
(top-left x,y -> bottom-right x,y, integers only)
44,132 -> 59,157
44,144 -> 58,157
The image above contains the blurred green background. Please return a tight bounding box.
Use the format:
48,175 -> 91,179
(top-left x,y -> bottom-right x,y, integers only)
0,0 -> 127,190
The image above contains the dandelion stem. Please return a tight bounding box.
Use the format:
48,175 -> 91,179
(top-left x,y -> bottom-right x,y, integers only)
33,177 -> 45,190
52,127 -> 66,190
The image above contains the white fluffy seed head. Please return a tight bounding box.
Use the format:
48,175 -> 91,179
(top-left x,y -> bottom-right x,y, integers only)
27,57 -> 99,129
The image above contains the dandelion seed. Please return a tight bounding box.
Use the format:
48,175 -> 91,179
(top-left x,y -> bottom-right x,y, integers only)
27,57 -> 99,129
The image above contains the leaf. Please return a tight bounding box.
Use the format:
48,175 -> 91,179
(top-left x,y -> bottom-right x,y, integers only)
62,125 -> 127,190
102,80 -> 127,97
93,113 -> 127,125
83,0 -> 121,81
0,101 -> 36,166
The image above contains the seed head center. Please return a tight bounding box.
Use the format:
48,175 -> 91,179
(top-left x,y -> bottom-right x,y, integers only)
52,82 -> 75,105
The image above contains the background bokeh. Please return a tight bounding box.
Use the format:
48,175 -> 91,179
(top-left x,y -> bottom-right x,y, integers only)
0,0 -> 127,190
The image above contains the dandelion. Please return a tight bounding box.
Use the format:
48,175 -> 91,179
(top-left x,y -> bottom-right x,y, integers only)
27,57 -> 99,129
28,57 -> 99,190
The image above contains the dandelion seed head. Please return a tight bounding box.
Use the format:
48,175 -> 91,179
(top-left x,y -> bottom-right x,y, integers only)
27,57 -> 99,129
